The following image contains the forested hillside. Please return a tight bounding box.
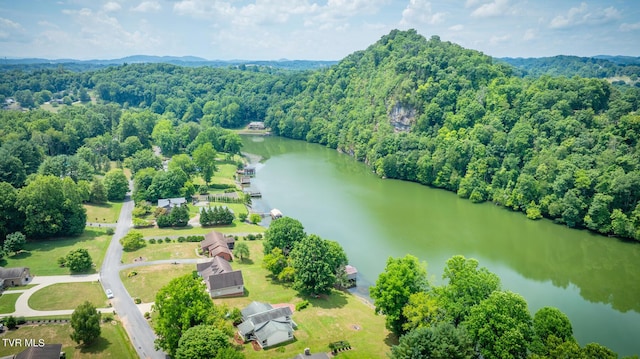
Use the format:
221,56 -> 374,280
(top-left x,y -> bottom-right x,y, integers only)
501,55 -> 640,81
265,29 -> 640,241
1,29 -> 640,242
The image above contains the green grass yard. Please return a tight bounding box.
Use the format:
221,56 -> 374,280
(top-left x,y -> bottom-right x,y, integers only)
0,321 -> 137,358
212,240 -> 394,359
121,242 -> 199,263
0,228 -> 111,276
137,222 -> 264,237
119,264 -> 194,303
28,282 -> 108,311
84,201 -> 124,223
0,293 -> 21,314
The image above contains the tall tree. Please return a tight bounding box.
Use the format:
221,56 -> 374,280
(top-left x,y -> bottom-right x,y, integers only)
263,216 -> 306,255
0,182 -> 23,240
531,306 -> 575,356
175,325 -> 237,359
464,291 -> 533,359
370,255 -> 429,335
290,234 -> 341,295
437,255 -> 501,325
103,168 -> 129,201
390,322 -> 474,359
16,175 -> 86,238
233,242 -> 250,261
70,301 -> 101,345
192,142 -> 217,184
153,274 -> 221,357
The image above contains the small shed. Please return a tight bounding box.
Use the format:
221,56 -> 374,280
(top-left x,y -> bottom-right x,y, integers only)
270,209 -> 283,220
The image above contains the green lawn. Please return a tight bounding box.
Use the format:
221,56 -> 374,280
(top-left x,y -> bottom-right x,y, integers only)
120,264 -> 194,303
137,221 -> 264,237
0,228 -> 111,276
0,293 -> 21,314
3,284 -> 38,291
0,321 -> 137,358
212,240 -> 394,359
84,201 -> 124,223
28,282 -> 109,311
121,242 -> 199,263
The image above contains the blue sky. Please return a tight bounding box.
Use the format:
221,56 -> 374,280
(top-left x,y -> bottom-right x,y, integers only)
1,0 -> 639,60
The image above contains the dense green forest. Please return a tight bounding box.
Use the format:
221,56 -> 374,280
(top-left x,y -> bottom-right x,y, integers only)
501,55 -> 640,81
1,29 -> 639,243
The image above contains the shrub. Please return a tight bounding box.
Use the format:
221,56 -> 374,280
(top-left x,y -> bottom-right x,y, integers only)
238,212 -> 248,222
57,256 -> 66,267
5,316 -> 17,329
296,300 -> 310,311
149,238 -> 156,244
198,184 -> 209,194
256,233 -> 263,240
157,239 -> 163,244
134,298 -> 142,304
246,234 -> 256,241
16,317 -> 26,325
102,313 -> 114,323
249,213 -> 262,224
177,236 -> 185,243
144,312 -> 151,319
127,271 -> 137,278
105,228 -> 115,235
133,218 -> 152,228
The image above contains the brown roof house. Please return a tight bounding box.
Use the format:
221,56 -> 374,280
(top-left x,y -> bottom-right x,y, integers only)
237,302 -> 296,349
0,267 -> 31,288
196,257 -> 244,298
200,231 -> 235,261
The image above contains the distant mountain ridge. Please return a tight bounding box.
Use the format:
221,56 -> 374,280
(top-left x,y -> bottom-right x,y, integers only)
1,55 -> 338,70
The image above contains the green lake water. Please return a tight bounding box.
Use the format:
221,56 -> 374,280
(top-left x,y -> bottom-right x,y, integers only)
241,135 -> 640,356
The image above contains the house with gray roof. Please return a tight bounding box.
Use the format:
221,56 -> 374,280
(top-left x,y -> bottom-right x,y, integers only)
237,301 -> 295,349
196,257 -> 244,298
0,267 -> 31,288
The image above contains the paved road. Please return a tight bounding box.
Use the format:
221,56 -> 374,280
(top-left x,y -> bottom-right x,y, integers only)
100,188 -> 167,359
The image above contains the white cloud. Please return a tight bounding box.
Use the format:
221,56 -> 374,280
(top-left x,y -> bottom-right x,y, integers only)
449,24 -> 464,31
400,0 -> 446,27
470,0 -> 510,18
620,22 -> 640,32
549,3 -> 621,29
489,34 -> 510,45
0,17 -> 28,42
132,1 -> 162,13
103,2 -> 121,12
523,28 -> 536,41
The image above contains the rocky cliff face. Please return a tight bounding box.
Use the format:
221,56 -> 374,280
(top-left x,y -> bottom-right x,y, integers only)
389,103 -> 415,132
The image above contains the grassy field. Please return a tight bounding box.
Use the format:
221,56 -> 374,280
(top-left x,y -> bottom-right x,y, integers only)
137,222 -> 264,237
0,228 -> 111,276
121,242 -> 199,263
0,293 -> 21,314
0,321 -> 137,358
212,240 -> 394,359
84,201 -> 124,223
119,264 -> 194,303
28,282 -> 108,311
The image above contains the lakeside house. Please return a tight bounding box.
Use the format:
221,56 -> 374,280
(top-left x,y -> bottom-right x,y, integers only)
196,257 -> 244,298
237,301 -> 295,349
247,122 -> 265,130
0,267 -> 31,288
